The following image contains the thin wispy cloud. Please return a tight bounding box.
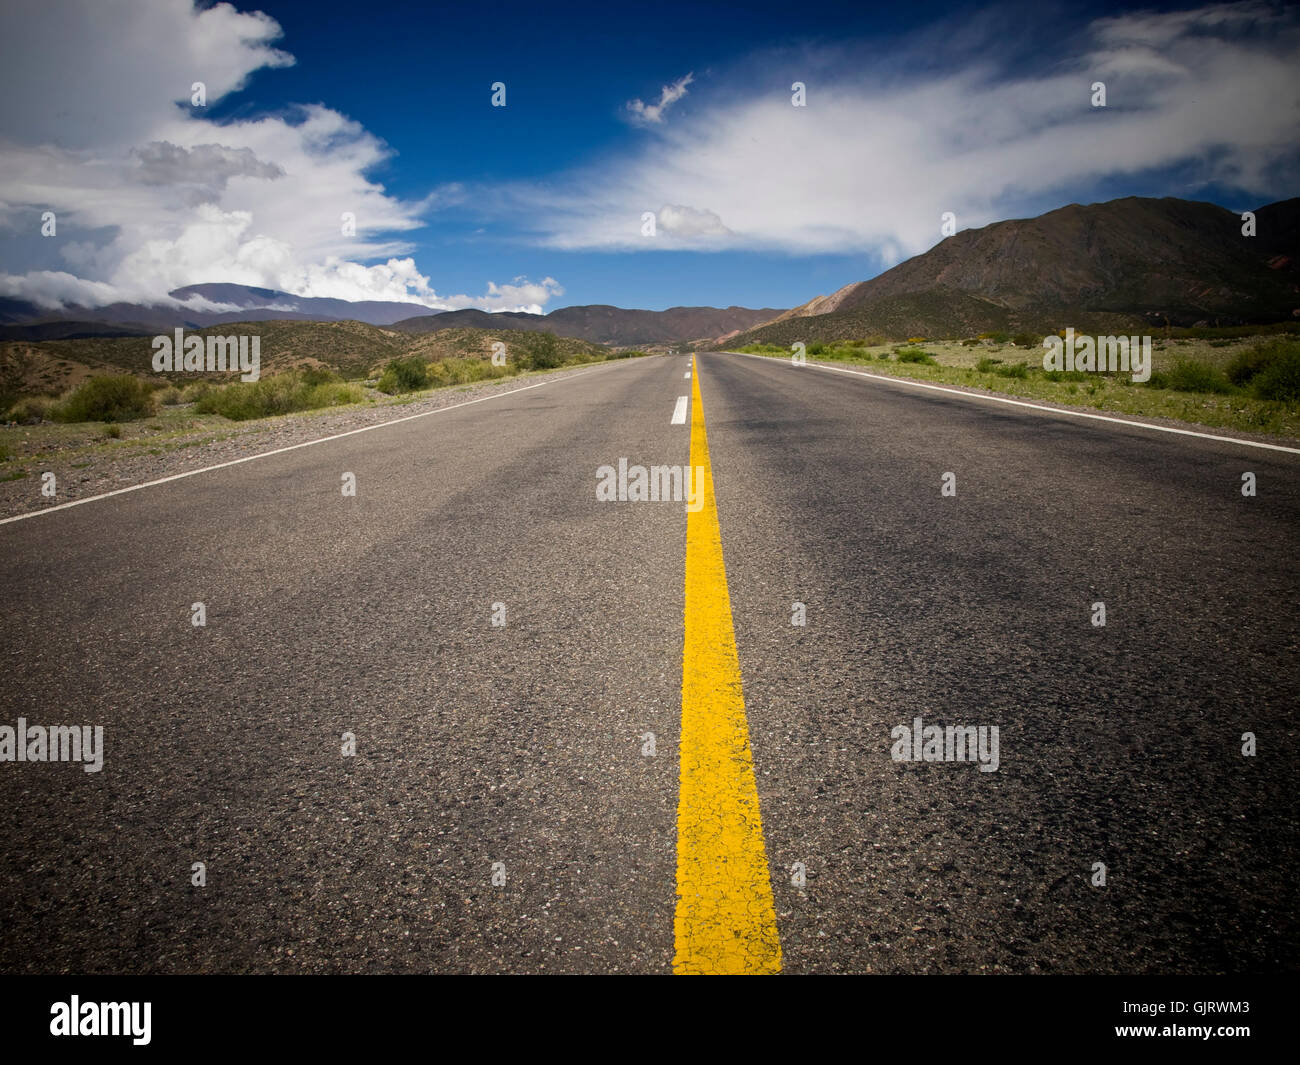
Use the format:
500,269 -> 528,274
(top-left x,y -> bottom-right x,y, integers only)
625,72 -> 695,126
485,2 -> 1299,258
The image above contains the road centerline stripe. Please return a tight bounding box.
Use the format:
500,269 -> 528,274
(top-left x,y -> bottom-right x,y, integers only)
674,364 -> 782,976
672,395 -> 688,424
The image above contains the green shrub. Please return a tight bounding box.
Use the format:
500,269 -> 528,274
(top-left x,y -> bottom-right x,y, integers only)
977,356 -> 1028,378
156,386 -> 184,406
1151,359 -> 1233,394
525,332 -> 564,370
54,375 -> 156,423
1226,345 -> 1274,386
895,347 -> 935,364
6,396 -> 55,424
103,424 -> 122,439
432,357 -> 514,386
182,381 -> 215,403
1226,339 -> 1300,398
1043,370 -> 1088,382
194,372 -> 363,420
376,356 -> 431,394
300,366 -> 342,387
1012,332 -> 1040,348
1252,343 -> 1300,402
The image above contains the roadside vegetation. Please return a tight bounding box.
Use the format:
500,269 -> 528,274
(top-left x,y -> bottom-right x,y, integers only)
733,331 -> 1300,439
192,369 -> 365,421
0,335 -> 648,482
53,374 -> 158,423
375,333 -> 643,395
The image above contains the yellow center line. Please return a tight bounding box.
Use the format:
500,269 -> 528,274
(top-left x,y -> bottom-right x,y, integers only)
674,360 -> 782,975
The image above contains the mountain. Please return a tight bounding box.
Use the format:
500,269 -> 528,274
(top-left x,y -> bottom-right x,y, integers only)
390,304 -> 785,347
0,285 -> 437,337
731,196 -> 1300,346
390,308 -> 551,334
169,284 -> 431,326
0,283 -> 784,348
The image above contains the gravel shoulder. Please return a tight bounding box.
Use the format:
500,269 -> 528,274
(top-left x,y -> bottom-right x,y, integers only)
0,362 -> 621,521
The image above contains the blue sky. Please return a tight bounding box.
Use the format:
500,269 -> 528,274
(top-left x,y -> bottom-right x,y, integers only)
206,0 -> 1006,310
1,0 -> 1298,314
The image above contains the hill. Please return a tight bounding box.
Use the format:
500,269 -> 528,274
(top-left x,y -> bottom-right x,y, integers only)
401,327 -> 606,364
0,319 -> 609,403
391,304 -> 784,347
731,196 -> 1300,346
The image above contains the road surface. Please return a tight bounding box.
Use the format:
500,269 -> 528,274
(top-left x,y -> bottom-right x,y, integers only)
1,351 -> 1295,973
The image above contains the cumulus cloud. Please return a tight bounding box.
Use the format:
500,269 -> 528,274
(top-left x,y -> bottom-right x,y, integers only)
656,204 -> 731,239
474,276 -> 565,314
0,0 -> 293,150
489,2 -> 1300,257
625,73 -> 694,126
0,0 -> 561,312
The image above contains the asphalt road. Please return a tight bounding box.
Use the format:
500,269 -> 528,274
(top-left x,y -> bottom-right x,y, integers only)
0,351 -> 1295,974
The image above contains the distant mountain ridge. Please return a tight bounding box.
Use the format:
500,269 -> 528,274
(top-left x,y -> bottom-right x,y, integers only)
6,193 -> 1294,349
0,285 -> 451,335
389,304 -> 785,347
0,284 -> 783,347
731,196 -> 1300,346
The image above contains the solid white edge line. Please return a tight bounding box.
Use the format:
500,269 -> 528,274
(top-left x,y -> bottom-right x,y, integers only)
724,350 -> 1300,456
672,395 -> 689,424
0,361 -> 631,527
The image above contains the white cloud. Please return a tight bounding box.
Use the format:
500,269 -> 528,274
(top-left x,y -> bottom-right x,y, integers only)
473,277 -> 565,314
656,204 -> 731,240
626,73 -> 695,126
132,142 -> 285,192
0,270 -> 244,313
0,0 -> 293,150
0,0 -> 561,313
489,2 -> 1300,257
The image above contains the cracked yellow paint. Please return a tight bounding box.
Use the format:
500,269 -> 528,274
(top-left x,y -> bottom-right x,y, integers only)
673,360 -> 782,975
